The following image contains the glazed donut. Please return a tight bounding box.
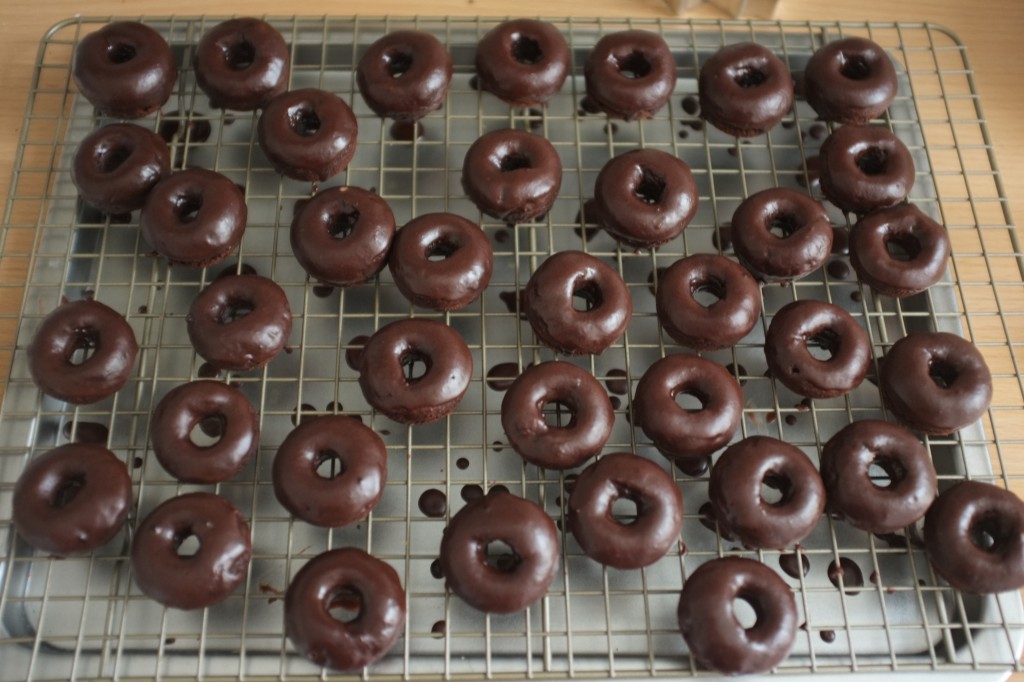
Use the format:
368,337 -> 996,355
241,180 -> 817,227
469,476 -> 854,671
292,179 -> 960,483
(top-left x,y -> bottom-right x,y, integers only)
357,318 -> 473,424
500,361 -> 614,470
709,436 -> 825,549
131,492 -> 252,610
593,148 -> 698,250
879,331 -> 992,435
655,253 -> 762,351
12,443 -> 131,555
698,43 -> 794,137
820,420 -> 936,534
150,380 -> 259,483
567,452 -> 683,569
388,212 -> 494,311
475,19 -> 570,107
285,548 -> 406,670
803,37 -> 898,125
461,129 -> 562,224
186,274 -> 293,372
522,250 -> 632,355
818,124 -> 915,215
273,415 -> 387,527
849,204 -> 950,297
29,299 -> 138,404
73,21 -> 177,119
583,30 -> 676,120
257,88 -> 358,182
440,489 -> 559,613
356,30 -> 453,121
72,123 -> 171,214
194,17 -> 290,111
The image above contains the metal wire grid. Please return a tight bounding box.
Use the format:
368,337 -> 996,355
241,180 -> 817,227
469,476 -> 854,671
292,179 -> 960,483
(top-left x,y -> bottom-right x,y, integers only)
0,15 -> 1021,681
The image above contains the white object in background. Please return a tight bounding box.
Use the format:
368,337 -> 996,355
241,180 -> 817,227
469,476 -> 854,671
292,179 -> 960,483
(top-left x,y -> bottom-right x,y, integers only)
664,0 -> 780,18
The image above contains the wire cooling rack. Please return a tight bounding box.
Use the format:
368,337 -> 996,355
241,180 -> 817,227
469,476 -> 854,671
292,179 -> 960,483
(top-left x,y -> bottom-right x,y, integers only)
0,15 -> 1023,682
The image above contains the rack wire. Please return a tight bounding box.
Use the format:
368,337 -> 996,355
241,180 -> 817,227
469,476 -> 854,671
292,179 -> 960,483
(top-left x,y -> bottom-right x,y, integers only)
0,15 -> 1022,681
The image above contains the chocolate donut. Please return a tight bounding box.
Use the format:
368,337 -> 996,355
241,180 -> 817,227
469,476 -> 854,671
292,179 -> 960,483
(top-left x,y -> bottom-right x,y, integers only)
461,129 -> 562,224
29,299 -> 138,404
131,492 -> 252,610
803,37 -> 898,125
656,253 -> 761,351
818,125 -> 915,215
475,19 -> 570,107
568,452 -> 682,569
879,331 -> 993,435
356,30 -> 453,121
195,17 -> 290,111
357,319 -> 472,424
593,148 -> 698,250
186,274 -> 292,372
522,250 -> 632,355
698,43 -> 794,137
709,436 -> 825,549
764,300 -> 871,399
285,548 -> 406,670
257,88 -> 358,182
633,354 -> 743,463
388,212 -> 493,310
730,188 -> 833,282
678,557 -> 797,675
273,415 -> 387,527
924,481 -> 1024,594
150,380 -> 259,483
72,123 -> 171,214
440,489 -> 559,613
500,361 -> 614,470
13,443 -> 131,555
820,420 -> 937,534
290,186 -> 396,287
583,30 -> 676,120
849,204 -> 950,297
72,21 -> 176,119
141,168 -> 248,268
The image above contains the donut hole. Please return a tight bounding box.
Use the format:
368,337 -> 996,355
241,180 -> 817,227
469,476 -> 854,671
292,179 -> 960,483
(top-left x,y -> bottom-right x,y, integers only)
884,232 -> 922,261
611,495 -> 640,525
731,595 -> 760,629
541,400 -> 575,428
327,587 -> 363,623
767,213 -> 800,239
225,40 -> 256,70
732,65 -> 769,89
400,350 -> 431,382
326,206 -> 360,239
839,54 -> 872,81
511,35 -> 543,65
634,169 -> 666,205
174,192 -> 203,224
691,278 -> 725,308
190,415 -> 226,447
67,329 -> 99,366
674,390 -> 707,413
217,298 -> 255,324
384,50 -> 414,79
970,512 -> 1015,554
761,472 -> 793,506
174,531 -> 201,557
855,147 -> 889,176
95,143 -> 133,174
289,106 -> 322,137
484,540 -> 522,572
614,51 -> 652,80
806,329 -> 840,362
426,238 -> 459,262
107,42 -> 137,64
313,449 -> 346,479
928,358 -> 958,389
572,280 -> 603,312
51,474 -> 86,508
499,152 -> 532,173
868,456 -> 905,489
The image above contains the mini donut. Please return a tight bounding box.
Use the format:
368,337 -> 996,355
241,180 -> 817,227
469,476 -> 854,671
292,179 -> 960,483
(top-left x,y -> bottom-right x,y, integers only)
29,299 -> 138,404
140,168 -> 248,268
849,204 -> 950,297
567,452 -> 682,569
475,19 -> 570,107
388,212 -> 493,311
356,30 -> 453,121
730,188 -> 833,282
678,557 -> 798,675
593,148 -> 698,250
131,492 -> 252,610
357,319 -> 472,424
257,88 -> 358,182
656,253 -> 762,351
73,21 -> 177,119
440,489 -> 559,613
150,380 -> 259,483
583,30 -> 676,120
818,124 -> 915,215
194,17 -> 290,111
879,331 -> 992,435
698,43 -> 794,137
709,436 -> 826,549
72,123 -> 171,214
285,548 -> 406,670
500,361 -> 614,470
633,354 -> 743,463
12,443 -> 131,555
803,37 -> 898,125
764,300 -> 872,399
924,480 -> 1024,594
273,415 -> 387,527
186,274 -> 293,372
820,420 -> 937,534
461,129 -> 562,224
522,250 -> 632,355
290,186 -> 396,287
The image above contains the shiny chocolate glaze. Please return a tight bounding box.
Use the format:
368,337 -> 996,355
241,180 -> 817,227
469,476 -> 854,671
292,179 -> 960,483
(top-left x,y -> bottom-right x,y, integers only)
461,129 -> 562,224
731,188 -> 833,282
804,37 -> 898,125
257,88 -> 358,182
475,19 -> 570,107
195,18 -> 290,111
356,30 -> 453,121
849,204 -> 950,297
819,124 -> 914,215
72,123 -> 171,215
583,30 -> 676,121
698,42 -> 794,137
